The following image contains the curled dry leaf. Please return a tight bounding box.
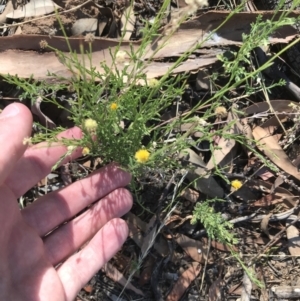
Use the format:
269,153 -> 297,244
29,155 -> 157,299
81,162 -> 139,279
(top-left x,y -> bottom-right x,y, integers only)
31,97 -> 56,129
252,126 -> 300,181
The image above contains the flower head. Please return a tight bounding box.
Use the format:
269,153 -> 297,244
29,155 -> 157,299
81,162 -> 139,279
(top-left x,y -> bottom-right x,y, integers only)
115,50 -> 127,64
215,106 -> 228,119
84,118 -> 98,133
147,78 -> 159,88
231,180 -> 242,190
110,103 -> 118,110
39,40 -> 48,49
135,149 -> 150,163
85,33 -> 95,43
82,147 -> 90,156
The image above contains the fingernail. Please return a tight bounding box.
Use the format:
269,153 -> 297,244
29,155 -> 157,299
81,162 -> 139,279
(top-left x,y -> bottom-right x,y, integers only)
0,104 -> 20,120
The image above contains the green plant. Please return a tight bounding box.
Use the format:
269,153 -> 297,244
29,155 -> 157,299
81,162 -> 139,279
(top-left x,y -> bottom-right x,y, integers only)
2,0 -> 300,294
191,198 -> 237,244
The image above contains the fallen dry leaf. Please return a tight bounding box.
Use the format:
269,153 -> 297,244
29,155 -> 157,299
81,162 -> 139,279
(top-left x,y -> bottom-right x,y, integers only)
252,126 -> 300,181
209,277 -> 224,301
175,233 -> 210,263
165,262 -> 201,301
102,262 -> 144,296
240,272 -> 252,301
180,187 -> 199,203
260,213 -> 273,239
250,194 -> 284,207
83,284 -> 93,293
271,286 -> 300,299
286,218 -> 300,256
202,237 -> 238,252
139,256 -> 156,286
179,148 -> 224,198
120,4 -> 135,40
1,11 -> 298,80
6,0 -> 60,19
126,214 -> 169,257
206,110 -> 240,171
244,100 -> 298,116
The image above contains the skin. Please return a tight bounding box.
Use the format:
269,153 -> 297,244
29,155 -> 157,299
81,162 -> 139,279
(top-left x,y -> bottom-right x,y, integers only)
0,103 -> 133,301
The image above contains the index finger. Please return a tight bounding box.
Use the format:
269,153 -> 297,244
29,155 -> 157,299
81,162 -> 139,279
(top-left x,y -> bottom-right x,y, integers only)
5,126 -> 83,198
0,103 -> 32,186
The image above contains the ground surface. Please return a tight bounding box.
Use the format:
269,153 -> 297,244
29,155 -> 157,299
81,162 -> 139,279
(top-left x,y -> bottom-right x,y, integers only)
1,0 -> 300,300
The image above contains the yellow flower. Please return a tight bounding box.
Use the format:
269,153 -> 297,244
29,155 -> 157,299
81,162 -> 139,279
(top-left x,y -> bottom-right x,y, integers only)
84,118 -> 97,133
110,103 -> 118,110
231,180 -> 242,190
135,149 -> 150,163
82,147 -> 90,156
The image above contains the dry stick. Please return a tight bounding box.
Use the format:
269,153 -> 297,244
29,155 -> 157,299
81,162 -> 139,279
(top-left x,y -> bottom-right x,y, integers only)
249,215 -> 300,266
0,0 -> 92,29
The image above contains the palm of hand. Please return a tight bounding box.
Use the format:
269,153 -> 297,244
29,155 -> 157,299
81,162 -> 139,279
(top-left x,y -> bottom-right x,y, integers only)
0,104 -> 132,301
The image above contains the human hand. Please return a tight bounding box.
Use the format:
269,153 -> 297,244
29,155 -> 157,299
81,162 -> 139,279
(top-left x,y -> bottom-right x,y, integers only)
0,103 -> 133,301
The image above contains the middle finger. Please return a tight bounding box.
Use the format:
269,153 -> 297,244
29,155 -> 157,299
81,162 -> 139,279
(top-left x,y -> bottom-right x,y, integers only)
21,163 -> 131,236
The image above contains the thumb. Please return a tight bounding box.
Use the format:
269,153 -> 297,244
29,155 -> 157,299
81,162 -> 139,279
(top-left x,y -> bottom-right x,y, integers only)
0,103 -> 32,185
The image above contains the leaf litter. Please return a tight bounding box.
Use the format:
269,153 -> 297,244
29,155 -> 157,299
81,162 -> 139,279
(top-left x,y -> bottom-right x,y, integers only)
2,0 -> 300,300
